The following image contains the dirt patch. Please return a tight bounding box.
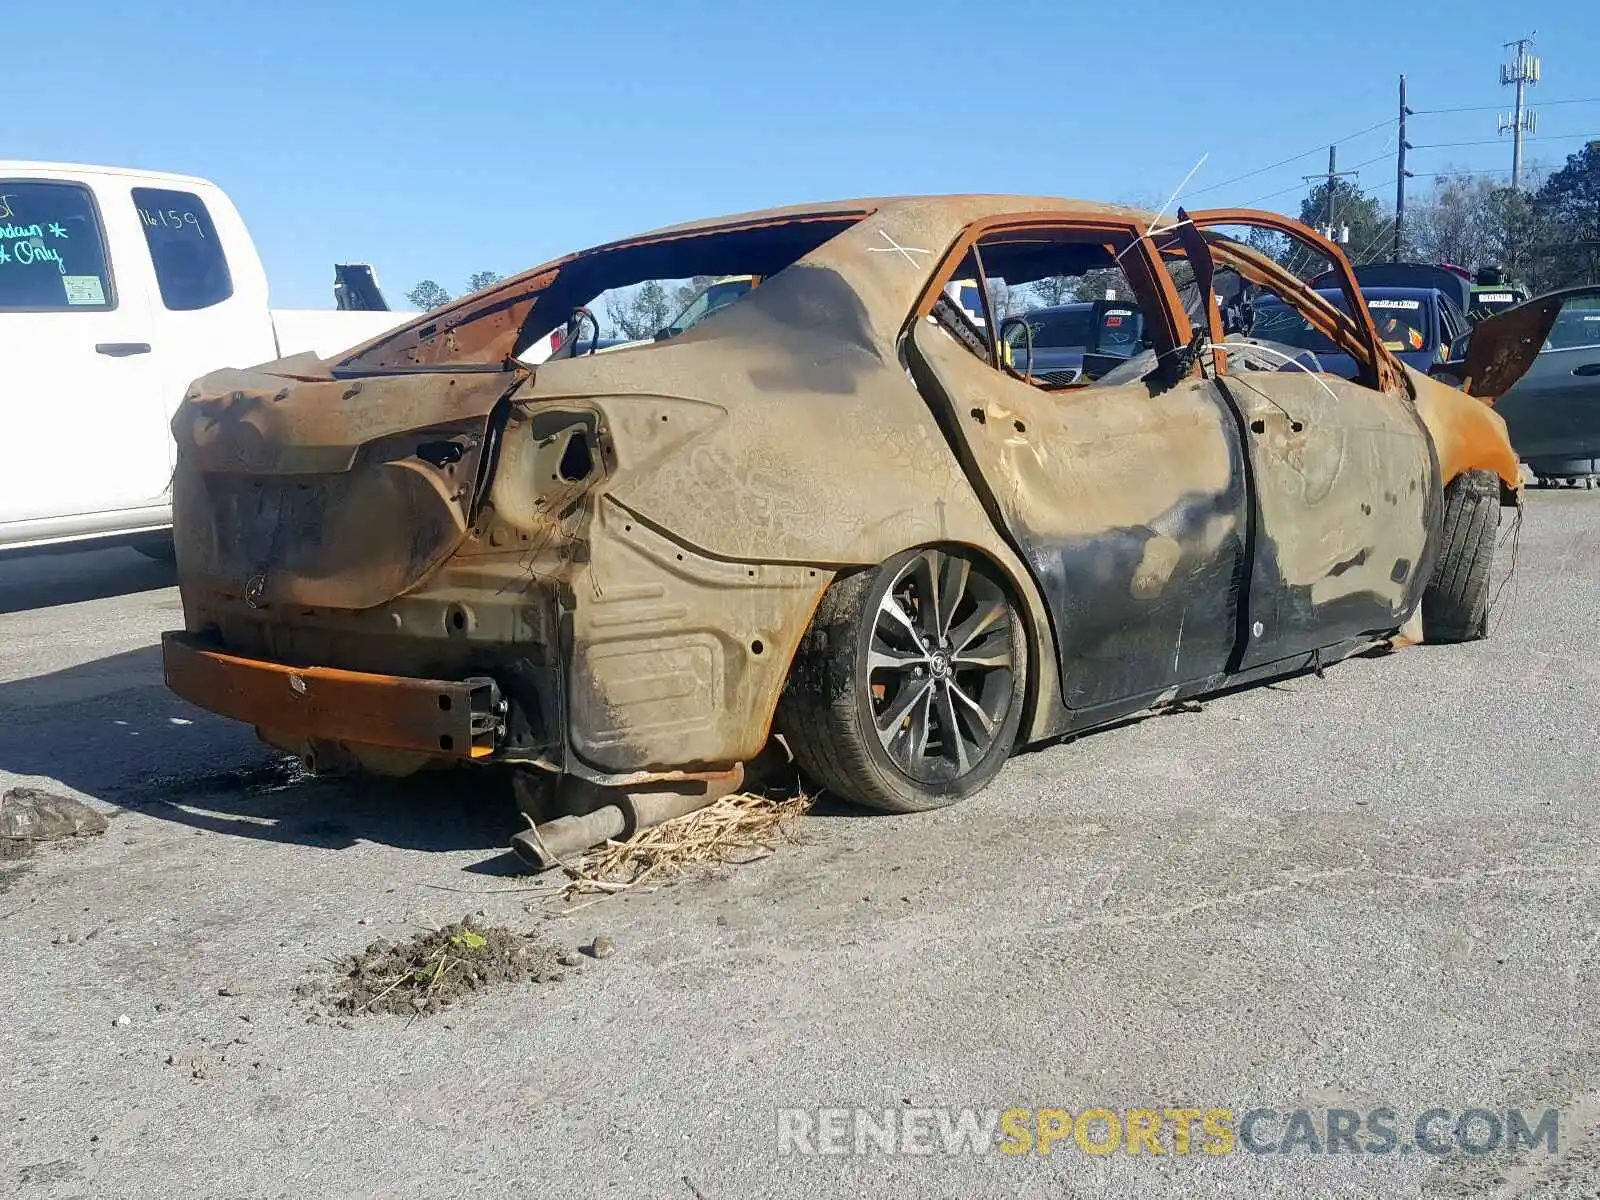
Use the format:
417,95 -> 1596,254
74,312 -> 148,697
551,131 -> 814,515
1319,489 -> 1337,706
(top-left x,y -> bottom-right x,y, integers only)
308,918 -> 578,1018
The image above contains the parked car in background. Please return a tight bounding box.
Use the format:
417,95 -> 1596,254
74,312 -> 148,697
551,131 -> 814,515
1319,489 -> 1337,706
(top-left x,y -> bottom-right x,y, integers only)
159,195 -> 1544,869
1487,286 -> 1600,486
1469,264 -> 1528,321
0,162 -> 414,556
1249,286 -> 1470,378
1314,262 -> 1475,320
1001,299 -> 1144,385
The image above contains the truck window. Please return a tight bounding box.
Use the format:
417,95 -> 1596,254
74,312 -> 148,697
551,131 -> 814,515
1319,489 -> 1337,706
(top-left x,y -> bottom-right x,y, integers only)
0,181 -> 114,311
132,187 -> 233,311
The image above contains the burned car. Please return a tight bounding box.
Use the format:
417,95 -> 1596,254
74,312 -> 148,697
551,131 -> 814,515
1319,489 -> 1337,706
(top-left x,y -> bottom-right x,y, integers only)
161,197 -> 1540,865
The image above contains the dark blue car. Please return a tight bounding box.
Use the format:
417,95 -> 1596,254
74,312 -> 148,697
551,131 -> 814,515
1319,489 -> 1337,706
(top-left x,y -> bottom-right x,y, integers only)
1248,286 -> 1471,378
1003,299 -> 1144,384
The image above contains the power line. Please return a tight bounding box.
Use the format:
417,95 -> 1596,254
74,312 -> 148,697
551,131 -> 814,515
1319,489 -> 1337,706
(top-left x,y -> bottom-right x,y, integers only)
1242,151 -> 1395,208
1412,95 -> 1600,114
1412,133 -> 1595,149
1180,117 -> 1394,200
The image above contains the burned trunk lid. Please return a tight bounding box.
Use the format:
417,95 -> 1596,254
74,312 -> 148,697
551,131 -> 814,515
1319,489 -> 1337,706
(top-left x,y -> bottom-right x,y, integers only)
172,360 -> 527,611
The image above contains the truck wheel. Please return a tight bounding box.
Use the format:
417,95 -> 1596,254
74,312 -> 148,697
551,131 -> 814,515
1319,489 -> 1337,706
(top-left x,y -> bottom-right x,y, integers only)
1422,469 -> 1499,643
777,547 -> 1026,813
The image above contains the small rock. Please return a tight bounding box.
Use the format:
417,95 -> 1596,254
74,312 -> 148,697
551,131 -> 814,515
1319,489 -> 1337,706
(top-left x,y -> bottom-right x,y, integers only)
586,935 -> 616,960
238,1014 -> 252,1024
715,916 -> 729,927
113,1014 -> 131,1028
557,952 -> 583,968
217,985 -> 241,997
164,1054 -> 175,1066
357,917 -> 370,926
51,934 -> 64,946
153,1002 -> 169,1013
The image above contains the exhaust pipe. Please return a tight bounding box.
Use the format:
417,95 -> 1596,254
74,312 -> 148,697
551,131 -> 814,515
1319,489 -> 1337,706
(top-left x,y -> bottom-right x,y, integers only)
511,765 -> 745,872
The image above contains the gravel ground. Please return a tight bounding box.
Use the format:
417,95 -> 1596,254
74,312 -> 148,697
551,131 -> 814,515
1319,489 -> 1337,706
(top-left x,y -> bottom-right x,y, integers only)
1,492 -> 1596,1199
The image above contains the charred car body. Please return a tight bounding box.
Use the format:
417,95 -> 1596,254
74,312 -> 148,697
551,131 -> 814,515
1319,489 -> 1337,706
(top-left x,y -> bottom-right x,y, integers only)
161,197 -> 1546,865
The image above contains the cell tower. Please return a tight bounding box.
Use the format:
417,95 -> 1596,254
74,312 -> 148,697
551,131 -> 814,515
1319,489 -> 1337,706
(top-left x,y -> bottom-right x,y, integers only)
1498,35 -> 1540,190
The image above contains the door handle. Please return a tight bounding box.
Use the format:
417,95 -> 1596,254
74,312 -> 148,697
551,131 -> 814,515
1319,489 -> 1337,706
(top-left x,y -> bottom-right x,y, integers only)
1572,362 -> 1600,378
95,342 -> 151,357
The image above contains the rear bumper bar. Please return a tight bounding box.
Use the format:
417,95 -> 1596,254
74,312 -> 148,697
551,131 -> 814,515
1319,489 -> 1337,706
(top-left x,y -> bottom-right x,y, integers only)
161,632 -> 503,759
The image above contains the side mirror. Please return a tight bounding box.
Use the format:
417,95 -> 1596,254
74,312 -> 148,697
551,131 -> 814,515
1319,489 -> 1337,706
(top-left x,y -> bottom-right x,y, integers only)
653,327 -> 673,342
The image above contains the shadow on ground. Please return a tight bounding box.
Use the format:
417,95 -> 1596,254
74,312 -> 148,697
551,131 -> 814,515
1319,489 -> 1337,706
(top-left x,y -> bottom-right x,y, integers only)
0,547 -> 176,615
0,646 -> 525,860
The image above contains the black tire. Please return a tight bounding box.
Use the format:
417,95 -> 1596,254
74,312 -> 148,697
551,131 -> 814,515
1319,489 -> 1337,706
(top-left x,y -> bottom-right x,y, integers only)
1422,469 -> 1500,643
777,547 -> 1027,813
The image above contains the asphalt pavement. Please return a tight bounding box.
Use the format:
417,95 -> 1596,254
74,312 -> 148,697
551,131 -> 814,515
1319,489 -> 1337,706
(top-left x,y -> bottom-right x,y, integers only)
1,494 -> 1596,1199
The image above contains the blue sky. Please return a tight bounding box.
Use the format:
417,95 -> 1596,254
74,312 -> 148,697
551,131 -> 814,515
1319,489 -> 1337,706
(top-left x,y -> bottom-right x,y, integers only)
6,0 -> 1596,307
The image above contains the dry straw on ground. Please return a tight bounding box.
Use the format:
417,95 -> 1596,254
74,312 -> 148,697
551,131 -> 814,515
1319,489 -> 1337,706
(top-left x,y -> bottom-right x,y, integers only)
561,790 -> 811,902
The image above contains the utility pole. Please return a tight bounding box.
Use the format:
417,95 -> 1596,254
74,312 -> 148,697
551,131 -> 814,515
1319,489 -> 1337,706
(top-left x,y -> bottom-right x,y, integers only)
1394,74 -> 1413,262
1303,145 -> 1358,244
1499,35 -> 1540,190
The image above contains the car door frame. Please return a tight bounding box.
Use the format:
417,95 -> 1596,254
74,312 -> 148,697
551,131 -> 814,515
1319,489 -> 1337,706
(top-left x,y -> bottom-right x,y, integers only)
902,211 -> 1260,728
1168,209 -> 1442,667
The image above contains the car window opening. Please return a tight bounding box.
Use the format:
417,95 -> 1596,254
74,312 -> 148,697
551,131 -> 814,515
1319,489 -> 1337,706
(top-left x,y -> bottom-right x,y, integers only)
931,231 -> 1164,393
520,213 -> 869,359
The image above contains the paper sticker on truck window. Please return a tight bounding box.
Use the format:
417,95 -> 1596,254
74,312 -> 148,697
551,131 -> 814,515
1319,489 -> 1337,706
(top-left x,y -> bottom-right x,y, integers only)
1368,299 -> 1421,310
62,275 -> 106,306
1480,293 -> 1513,303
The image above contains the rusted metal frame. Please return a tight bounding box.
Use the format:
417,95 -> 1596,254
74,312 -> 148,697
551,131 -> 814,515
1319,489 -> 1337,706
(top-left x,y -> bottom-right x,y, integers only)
909,214 -> 1195,373
161,633 -> 502,760
1152,215 -> 1228,375
339,209 -> 879,371
968,239 -> 1001,371
1185,208 -> 1401,393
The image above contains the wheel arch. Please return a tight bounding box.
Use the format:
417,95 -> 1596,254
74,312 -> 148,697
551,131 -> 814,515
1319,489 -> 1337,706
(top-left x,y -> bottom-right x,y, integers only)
1410,367 -> 1524,502
769,537 -> 1058,751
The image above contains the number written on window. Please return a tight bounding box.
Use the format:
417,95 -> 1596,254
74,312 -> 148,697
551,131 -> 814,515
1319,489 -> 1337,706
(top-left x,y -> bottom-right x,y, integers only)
137,206 -> 208,238
131,187 -> 232,311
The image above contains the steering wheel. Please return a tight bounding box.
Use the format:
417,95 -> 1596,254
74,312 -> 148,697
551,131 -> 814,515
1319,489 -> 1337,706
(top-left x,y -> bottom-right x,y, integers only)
999,315 -> 1034,381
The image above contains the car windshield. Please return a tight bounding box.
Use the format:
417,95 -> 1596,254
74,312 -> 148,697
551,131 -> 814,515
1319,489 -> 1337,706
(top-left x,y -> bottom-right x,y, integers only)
1547,299 -> 1600,351
1473,289 -> 1525,317
1096,306 -> 1142,356
1250,292 -> 1429,355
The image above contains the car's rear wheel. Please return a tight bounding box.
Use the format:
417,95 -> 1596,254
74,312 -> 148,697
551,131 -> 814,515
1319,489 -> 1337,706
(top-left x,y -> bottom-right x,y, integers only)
1422,469 -> 1500,643
778,547 -> 1027,813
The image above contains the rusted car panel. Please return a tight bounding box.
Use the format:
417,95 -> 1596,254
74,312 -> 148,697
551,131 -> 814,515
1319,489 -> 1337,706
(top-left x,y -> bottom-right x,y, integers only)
162,632 -> 500,759
172,367 -> 525,610
163,194 -> 1526,829
1459,289 -> 1568,400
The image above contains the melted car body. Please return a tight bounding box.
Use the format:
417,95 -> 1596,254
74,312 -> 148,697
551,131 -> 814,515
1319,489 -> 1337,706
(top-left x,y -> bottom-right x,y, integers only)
161,196 -> 1536,854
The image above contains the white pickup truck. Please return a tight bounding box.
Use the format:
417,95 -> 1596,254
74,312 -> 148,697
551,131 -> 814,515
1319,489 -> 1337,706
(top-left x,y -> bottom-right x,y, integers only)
0,162 -> 414,556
